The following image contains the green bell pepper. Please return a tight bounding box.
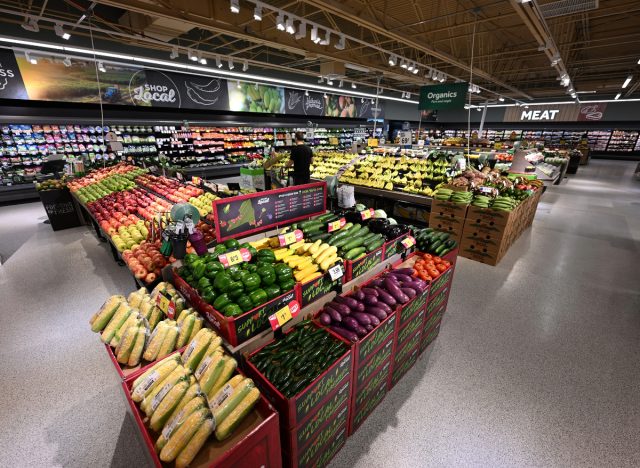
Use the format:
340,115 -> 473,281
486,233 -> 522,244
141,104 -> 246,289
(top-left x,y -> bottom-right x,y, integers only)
223,303 -> 243,317
201,253 -> 216,264
197,277 -> 212,292
256,260 -> 275,268
274,264 -> 293,280
237,295 -> 254,312
244,264 -> 258,273
183,253 -> 198,266
264,284 -> 281,300
205,261 -> 224,279
228,265 -> 243,281
177,265 -> 191,278
249,288 -> 268,307
256,249 -> 276,262
246,246 -> 258,259
256,265 -> 276,286
213,271 -> 232,292
213,293 -> 231,310
201,288 -> 217,305
228,287 -> 244,300
242,273 -> 261,291
191,260 -> 207,280
224,239 -> 240,250
182,273 -> 194,285
279,277 -> 295,292
213,244 -> 227,256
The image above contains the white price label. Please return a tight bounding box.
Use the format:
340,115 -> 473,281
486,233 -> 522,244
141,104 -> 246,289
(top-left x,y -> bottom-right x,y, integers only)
328,265 -> 344,281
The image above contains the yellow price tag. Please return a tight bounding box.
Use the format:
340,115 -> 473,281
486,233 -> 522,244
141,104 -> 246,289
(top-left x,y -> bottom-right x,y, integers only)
275,306 -> 292,327
226,250 -> 243,265
401,236 -> 416,249
156,294 -> 170,312
328,219 -> 342,232
269,300 -> 300,331
360,208 -> 373,220
278,229 -> 303,247
368,138 -> 379,147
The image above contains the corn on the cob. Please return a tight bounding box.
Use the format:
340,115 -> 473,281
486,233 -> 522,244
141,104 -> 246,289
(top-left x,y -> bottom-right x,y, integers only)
90,295 -> 125,332
215,387 -> 260,441
132,354 -> 179,391
143,321 -> 169,361
139,298 -> 155,320
127,288 -> 147,309
193,349 -> 223,380
207,357 -> 237,399
159,408 -> 209,462
212,378 -> 254,426
147,305 -> 163,331
167,383 -> 201,423
150,380 -> 189,431
189,317 -> 203,343
100,303 -> 131,343
176,314 -> 195,349
111,314 -> 140,347
208,375 -> 244,409
200,355 -> 226,395
176,309 -> 190,326
141,366 -> 188,415
128,326 -> 147,367
175,417 -> 215,468
155,394 -> 207,452
156,325 -> 179,359
182,329 -> 213,372
116,326 -> 139,364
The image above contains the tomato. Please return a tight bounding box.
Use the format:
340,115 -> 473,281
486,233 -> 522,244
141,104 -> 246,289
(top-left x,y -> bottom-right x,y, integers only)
433,256 -> 443,264
422,253 -> 433,261
436,263 -> 448,272
418,272 -> 431,281
442,260 -> 451,267
426,261 -> 436,269
428,268 -> 440,278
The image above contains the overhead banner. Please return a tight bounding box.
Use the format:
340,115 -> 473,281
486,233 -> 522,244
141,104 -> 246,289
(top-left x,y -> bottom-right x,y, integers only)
0,47 -> 383,119
419,82 -> 467,110
503,103 -> 607,122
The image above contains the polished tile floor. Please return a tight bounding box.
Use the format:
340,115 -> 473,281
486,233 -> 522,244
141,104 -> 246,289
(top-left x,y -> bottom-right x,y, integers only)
0,160 -> 638,468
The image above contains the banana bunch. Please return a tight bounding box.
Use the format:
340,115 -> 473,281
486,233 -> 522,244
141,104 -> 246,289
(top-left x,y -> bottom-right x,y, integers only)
450,191 -> 473,205
491,196 -> 518,212
434,188 -> 453,201
472,195 -> 491,208
129,329 -> 261,467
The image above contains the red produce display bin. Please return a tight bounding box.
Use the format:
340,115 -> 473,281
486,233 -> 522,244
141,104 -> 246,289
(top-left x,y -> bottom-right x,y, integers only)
122,373 -> 281,468
173,269 -> 301,346
344,244 -> 385,282
382,232 -> 414,260
299,265 -> 344,307
442,247 -> 459,267
105,344 -> 186,381
390,342 -> 421,388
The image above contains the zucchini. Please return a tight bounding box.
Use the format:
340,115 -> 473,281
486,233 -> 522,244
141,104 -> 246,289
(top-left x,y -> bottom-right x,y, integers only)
316,213 -> 336,222
322,215 -> 339,224
360,232 -> 379,244
436,232 -> 450,242
430,240 -> 442,252
352,226 -> 370,238
308,232 -> 332,242
303,224 -> 324,235
344,246 -> 366,260
365,238 -> 385,252
341,237 -> 366,252
445,239 -> 457,248
299,219 -> 323,230
435,244 -> 448,256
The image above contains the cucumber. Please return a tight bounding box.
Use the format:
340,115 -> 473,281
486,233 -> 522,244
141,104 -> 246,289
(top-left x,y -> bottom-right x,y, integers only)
303,224 -> 324,235
445,239 -> 457,248
299,219 -> 323,230
353,226 -> 370,238
328,225 -> 355,245
365,238 -> 385,252
363,233 -> 383,247
341,237 -> 366,252
334,236 -> 355,248
344,247 -> 366,260
322,215 -> 339,224
436,232 -> 450,242
435,244 -> 448,256
360,232 -> 379,244
308,232 -> 332,242
430,240 -> 442,252
316,213 -> 336,222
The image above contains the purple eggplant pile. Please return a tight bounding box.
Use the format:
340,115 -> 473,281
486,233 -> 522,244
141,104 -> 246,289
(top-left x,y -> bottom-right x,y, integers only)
318,268 -> 428,342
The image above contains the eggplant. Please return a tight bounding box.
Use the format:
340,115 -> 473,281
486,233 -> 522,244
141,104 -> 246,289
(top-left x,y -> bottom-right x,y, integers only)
362,287 -> 378,297
391,268 -> 414,276
369,278 -> 385,288
334,295 -> 360,310
354,325 -> 368,337
403,279 -> 427,292
330,325 -> 358,342
343,316 -> 361,332
368,218 -> 389,233
327,302 -> 350,316
364,323 -> 374,332
352,312 -> 371,326
325,306 -> 342,322
401,287 -> 417,300
384,278 -> 410,304
353,289 -> 365,301
362,294 -> 378,306
391,273 -> 413,283
364,313 -> 380,327
374,301 -> 392,314
366,306 -> 388,321
375,287 -> 397,307
319,312 -> 332,325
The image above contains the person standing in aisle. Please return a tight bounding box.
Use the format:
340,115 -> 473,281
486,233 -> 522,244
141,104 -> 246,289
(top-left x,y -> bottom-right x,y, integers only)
287,131 -> 313,185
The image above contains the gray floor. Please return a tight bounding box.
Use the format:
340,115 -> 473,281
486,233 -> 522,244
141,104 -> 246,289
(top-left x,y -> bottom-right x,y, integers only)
0,160 -> 638,468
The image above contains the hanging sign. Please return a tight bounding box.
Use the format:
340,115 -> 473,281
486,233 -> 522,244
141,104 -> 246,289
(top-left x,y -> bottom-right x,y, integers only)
419,83 -> 468,110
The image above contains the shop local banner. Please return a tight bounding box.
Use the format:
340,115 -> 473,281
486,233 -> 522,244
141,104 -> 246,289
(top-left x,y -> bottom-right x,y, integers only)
419,83 -> 468,110
0,47 -> 383,119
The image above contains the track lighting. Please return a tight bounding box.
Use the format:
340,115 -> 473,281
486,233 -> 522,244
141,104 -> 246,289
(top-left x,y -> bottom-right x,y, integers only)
318,76 -> 323,84
400,60 -> 408,69
305,90 -> 309,96
412,66 -> 419,75
170,47 -> 179,59
615,93 -> 621,100
228,59 -> 234,70
215,56 -> 222,68
524,105 -> 529,108
351,82 -> 357,89
63,56 -> 71,67
323,93 -> 327,98
622,75 -> 632,88
311,26 -> 320,43
320,30 -> 331,46
571,93 -> 577,98
98,61 -> 106,72
498,96 -> 505,102
338,80 -> 343,88
230,0 -> 240,14
335,35 -> 345,50
371,98 -> 374,104
285,17 -> 295,35
327,79 -> 333,86
24,51 -> 37,65
276,12 -> 285,31
407,63 -> 414,72
388,55 -> 396,66
550,55 -> 561,66
242,60 -> 249,71
295,22 -> 306,39
54,23 -> 71,40
21,16 -> 39,32
188,49 -> 197,62
236,80 -> 241,89
253,3 -> 262,21
199,53 -> 207,65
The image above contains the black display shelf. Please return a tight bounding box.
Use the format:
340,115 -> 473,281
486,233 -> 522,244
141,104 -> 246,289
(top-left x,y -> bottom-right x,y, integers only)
177,163 -> 246,179
0,183 -> 39,203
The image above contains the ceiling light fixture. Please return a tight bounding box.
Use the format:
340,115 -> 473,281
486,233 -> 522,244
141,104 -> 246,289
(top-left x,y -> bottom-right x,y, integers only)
24,51 -> 37,65
622,75 -> 633,88
305,90 -> 309,96
498,96 -> 505,102
335,35 -> 345,50
318,76 -> 323,84
188,49 -> 197,62
199,54 -> 207,65
320,31 -> 331,46
216,56 -> 222,68
230,0 -> 240,14
388,55 -> 396,66
242,60 -> 248,71
550,55 -> 561,66
295,22 -> 306,39
571,93 -> 577,98
169,47 -> 178,59
407,63 -> 414,72
54,23 -> 71,40
323,92 -> 327,98
400,60 -> 408,69
351,82 -> 356,89
285,17 -> 295,35
98,61 -> 106,72
236,80 -> 241,89
412,66 -> 419,75
311,26 -> 320,44
253,3 -> 262,21
327,79 -> 333,85
228,58 -> 234,70
21,16 -> 39,33
276,12 -> 285,31
338,80 -> 343,88
615,93 -> 621,100
62,56 -> 71,67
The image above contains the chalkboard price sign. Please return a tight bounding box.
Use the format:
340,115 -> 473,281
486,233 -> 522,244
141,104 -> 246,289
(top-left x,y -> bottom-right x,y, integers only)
212,182 -> 327,242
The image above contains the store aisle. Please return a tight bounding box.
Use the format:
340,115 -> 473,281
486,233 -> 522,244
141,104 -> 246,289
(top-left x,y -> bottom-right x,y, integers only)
0,203 -> 151,467
330,160 -> 640,467
0,160 -> 638,468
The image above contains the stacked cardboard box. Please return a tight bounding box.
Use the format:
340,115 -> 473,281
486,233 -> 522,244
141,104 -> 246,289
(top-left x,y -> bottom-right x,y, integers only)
458,190 -> 542,266
428,200 -> 470,244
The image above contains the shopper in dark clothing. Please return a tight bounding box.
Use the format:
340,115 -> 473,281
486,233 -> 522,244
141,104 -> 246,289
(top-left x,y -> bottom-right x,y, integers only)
287,132 -> 313,185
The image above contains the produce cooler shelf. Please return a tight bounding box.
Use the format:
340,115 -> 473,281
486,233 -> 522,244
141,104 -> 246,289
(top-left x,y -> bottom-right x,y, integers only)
176,162 -> 246,179
351,185 -> 432,207
0,183 -> 39,203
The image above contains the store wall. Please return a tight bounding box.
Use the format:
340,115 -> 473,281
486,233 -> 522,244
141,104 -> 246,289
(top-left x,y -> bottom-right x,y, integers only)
384,100 -> 421,121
